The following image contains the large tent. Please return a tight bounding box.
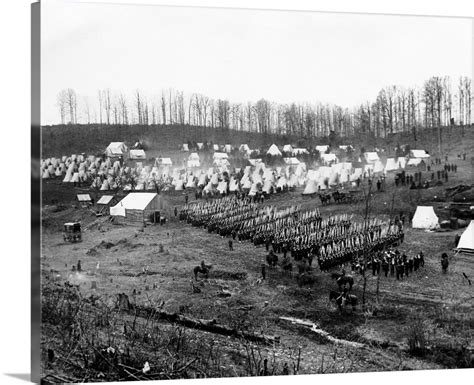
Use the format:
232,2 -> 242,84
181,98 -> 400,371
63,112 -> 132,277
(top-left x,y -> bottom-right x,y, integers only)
456,221 -> 474,253
106,142 -> 128,157
110,192 -> 162,221
412,206 -> 439,230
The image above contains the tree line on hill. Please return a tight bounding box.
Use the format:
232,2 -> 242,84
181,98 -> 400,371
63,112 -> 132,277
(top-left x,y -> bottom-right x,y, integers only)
56,76 -> 472,140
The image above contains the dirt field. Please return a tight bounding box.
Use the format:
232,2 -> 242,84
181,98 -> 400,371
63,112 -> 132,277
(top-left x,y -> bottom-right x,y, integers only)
40,150 -> 474,381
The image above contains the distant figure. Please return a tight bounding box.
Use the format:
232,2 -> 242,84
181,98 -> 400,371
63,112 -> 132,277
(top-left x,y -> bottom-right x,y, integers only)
261,263 -> 266,280
174,207 -> 178,217
441,253 -> 449,273
185,194 -> 189,204
376,179 -> 381,192
228,239 -> 233,251
77,260 -> 82,272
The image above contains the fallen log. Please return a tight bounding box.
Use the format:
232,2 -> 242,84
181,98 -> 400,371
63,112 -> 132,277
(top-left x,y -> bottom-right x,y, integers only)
279,316 -> 364,349
133,305 -> 280,345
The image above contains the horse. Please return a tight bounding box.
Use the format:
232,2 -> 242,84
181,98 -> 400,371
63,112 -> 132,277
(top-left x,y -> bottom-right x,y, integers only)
318,193 -> 331,205
329,290 -> 358,312
193,264 -> 212,280
331,273 -> 354,290
266,252 -> 278,267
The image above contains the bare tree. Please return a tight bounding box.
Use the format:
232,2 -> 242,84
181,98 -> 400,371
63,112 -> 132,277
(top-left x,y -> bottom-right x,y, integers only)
56,90 -> 68,124
65,88 -> 77,124
103,89 -> 112,125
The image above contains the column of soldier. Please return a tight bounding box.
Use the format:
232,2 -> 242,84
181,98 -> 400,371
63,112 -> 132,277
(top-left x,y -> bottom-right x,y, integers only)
352,250 -> 425,279
181,195 -> 405,272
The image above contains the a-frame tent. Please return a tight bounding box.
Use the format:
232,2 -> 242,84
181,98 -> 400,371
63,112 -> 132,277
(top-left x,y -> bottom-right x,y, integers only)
456,221 -> 474,253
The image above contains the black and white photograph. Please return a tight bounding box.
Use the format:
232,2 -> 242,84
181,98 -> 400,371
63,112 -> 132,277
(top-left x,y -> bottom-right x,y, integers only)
34,0 -> 473,383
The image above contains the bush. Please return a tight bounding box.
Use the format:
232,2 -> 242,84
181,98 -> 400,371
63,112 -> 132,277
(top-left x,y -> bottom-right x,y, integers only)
406,318 -> 427,356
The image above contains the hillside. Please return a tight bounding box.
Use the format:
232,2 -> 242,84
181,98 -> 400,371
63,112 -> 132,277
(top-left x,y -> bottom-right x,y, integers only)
40,123 -> 474,159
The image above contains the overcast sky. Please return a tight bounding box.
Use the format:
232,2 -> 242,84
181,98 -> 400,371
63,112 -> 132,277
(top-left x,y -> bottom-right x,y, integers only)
41,1 -> 473,125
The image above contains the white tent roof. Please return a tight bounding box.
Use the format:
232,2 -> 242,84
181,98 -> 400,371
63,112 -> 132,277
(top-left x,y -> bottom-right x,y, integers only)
267,144 -> 282,156
385,158 -> 406,172
364,152 -> 380,163
187,160 -> 200,168
283,157 -> 300,165
110,192 -> 158,216
456,221 -> 474,252
182,143 -> 189,151
321,153 -> 337,163
224,144 -> 233,153
283,144 -> 293,152
106,142 -> 128,156
412,206 -> 439,230
77,194 -> 91,202
129,149 -> 146,160
315,145 -> 329,153
188,152 -> 200,161
292,148 -> 309,155
213,152 -> 228,159
97,195 -> 114,205
407,158 -> 423,166
410,149 -> 430,159
302,179 -> 318,195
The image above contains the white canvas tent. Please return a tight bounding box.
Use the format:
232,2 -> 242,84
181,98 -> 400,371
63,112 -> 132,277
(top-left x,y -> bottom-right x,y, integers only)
412,206 -> 439,230
129,149 -> 146,160
283,157 -> 300,165
456,221 -> 474,253
182,143 -> 189,152
213,152 -> 228,160
321,153 -> 337,164
267,144 -> 282,156
77,194 -> 91,202
407,158 -> 423,167
410,149 -> 430,159
282,144 -> 293,153
364,152 -> 380,163
97,195 -> 114,205
292,148 -> 309,155
302,179 -> 318,195
106,142 -> 128,157
110,192 -> 161,219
